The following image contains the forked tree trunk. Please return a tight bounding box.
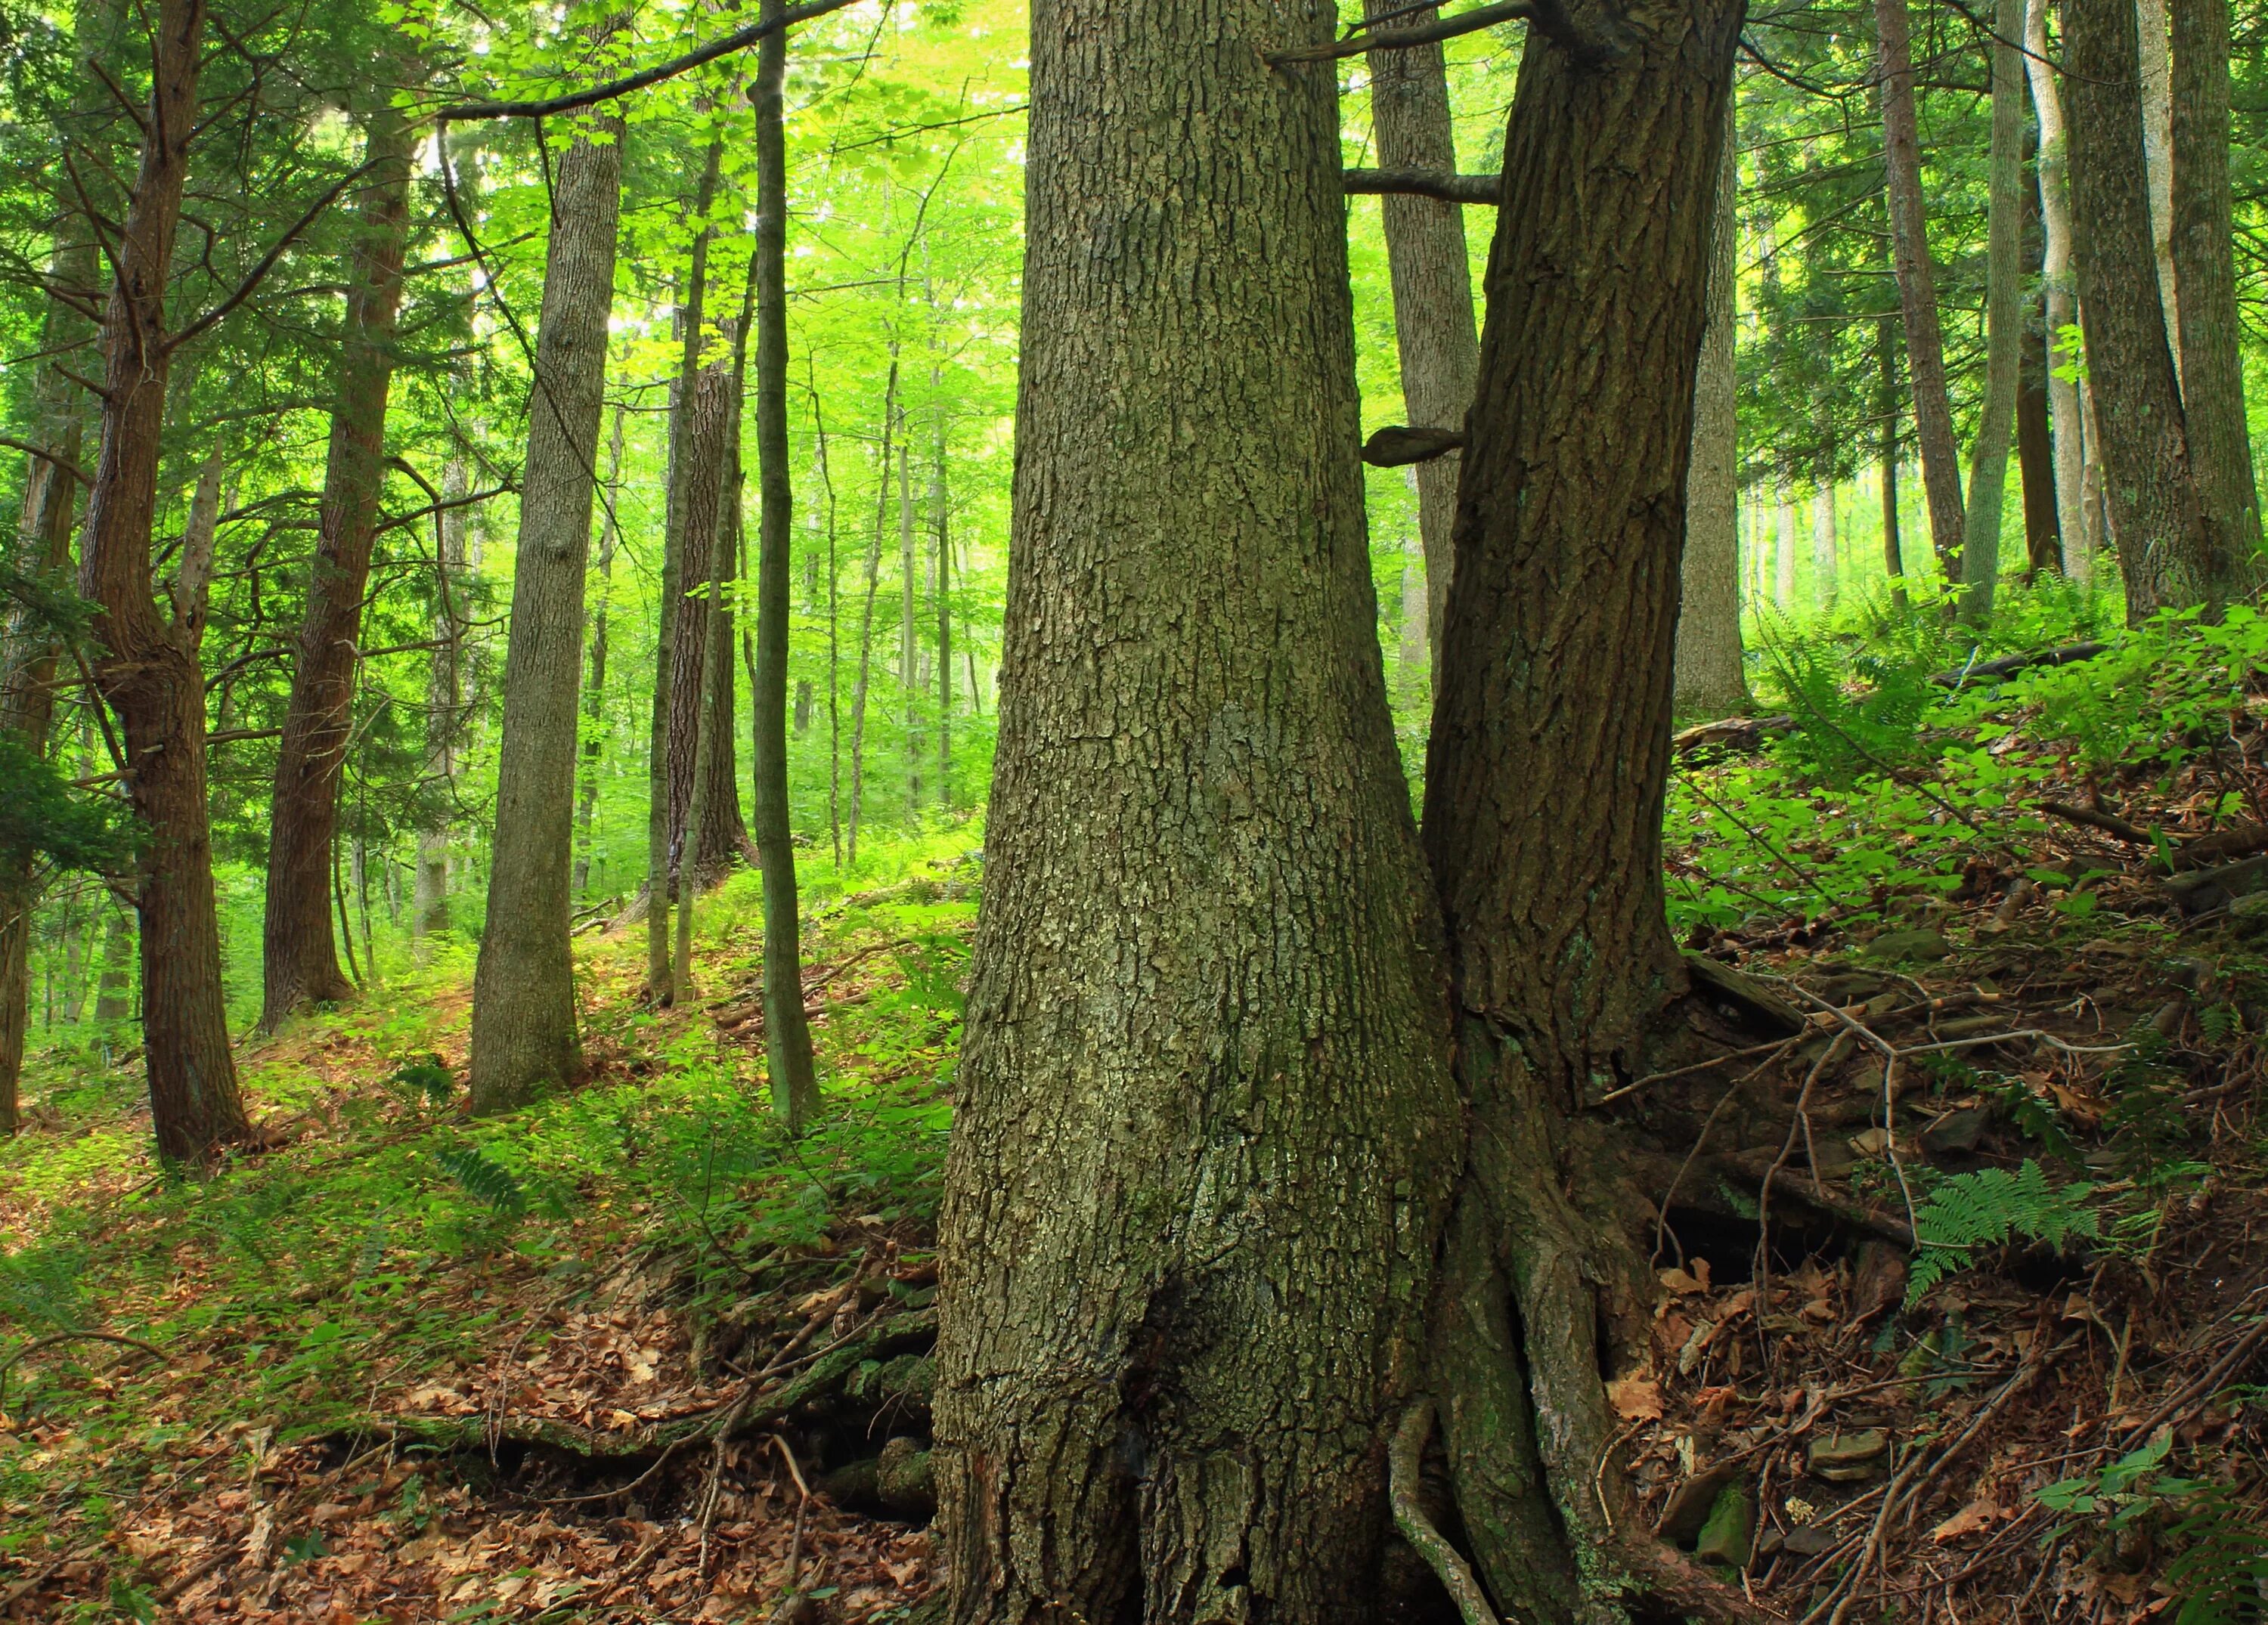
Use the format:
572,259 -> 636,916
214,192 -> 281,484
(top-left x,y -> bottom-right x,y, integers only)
468,114 -> 623,1114
750,0 -> 820,1131
934,0 -> 1461,1613
76,0 -> 251,1165
1366,0 -> 1480,664
1675,105 -> 1746,719
1422,0 -> 1756,1612
2025,0 -> 2090,582
414,459 -> 470,949
1876,0 -> 1966,575
262,98 -> 414,1028
2066,0 -> 2217,621
1957,0 -> 2026,623
2170,0 -> 2263,583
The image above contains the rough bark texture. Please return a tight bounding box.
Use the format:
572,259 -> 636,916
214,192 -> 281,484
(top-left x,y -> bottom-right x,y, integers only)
1675,107 -> 1746,718
1423,0 -> 1746,1612
751,0 -> 820,1134
1879,312 -> 1907,596
2025,0 -> 2087,580
1876,0 -> 1966,574
2019,298 -> 2062,575
2170,0 -> 2263,583
76,0 -> 252,1165
665,364 -> 747,881
1365,0 -> 1480,665
2067,0 -> 2217,621
261,101 -> 414,1029
1957,0 -> 2026,622
468,118 -> 622,1114
414,460 -> 470,948
646,142 -> 720,1004
934,0 -> 1461,1616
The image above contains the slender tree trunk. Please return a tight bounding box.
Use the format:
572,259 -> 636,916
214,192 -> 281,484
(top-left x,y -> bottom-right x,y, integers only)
646,142 -> 721,1004
2067,0 -> 2217,621
76,0 -> 252,1165
813,400 -> 844,868
751,0 -> 820,1129
2170,0 -> 2263,583
1422,0 -> 1756,1611
1774,489 -> 1798,606
935,2 -> 1461,1614
846,373 -> 896,867
468,112 -> 623,1114
262,100 -> 414,1028
2026,0 -> 2090,583
1876,0 -> 1966,574
91,902 -> 131,1023
932,407 -> 952,809
898,437 -> 919,809
2019,311 -> 2061,577
1675,106 -> 1746,717
2137,0 -> 2179,358
1811,480 -> 1839,614
414,460 -> 469,949
1365,0 -> 1480,664
575,403 -> 625,896
1958,0 -> 2027,623
674,479 -> 730,999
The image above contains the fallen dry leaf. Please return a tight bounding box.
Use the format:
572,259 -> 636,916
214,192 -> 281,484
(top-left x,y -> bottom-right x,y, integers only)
1608,1376 -> 1665,1421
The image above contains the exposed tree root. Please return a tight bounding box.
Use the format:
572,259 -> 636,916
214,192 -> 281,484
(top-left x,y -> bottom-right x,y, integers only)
1392,1400 -> 1503,1625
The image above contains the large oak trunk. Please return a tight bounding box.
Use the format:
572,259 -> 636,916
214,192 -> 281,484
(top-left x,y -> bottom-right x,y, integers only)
261,101 -> 414,1028
77,0 -> 251,1165
468,117 -> 622,1113
934,0 -> 1461,1614
1423,0 -> 1752,1614
663,364 -> 748,884
2065,0 -> 2217,621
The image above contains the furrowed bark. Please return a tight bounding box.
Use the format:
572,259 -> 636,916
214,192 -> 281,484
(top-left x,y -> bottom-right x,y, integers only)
1879,311 -> 1907,603
1675,101 -> 1746,719
1424,0 -> 1754,1612
262,98 -> 415,1029
662,363 -> 739,891
934,0 -> 1461,1614
2170,0 -> 2263,586
1957,0 -> 2027,623
2066,0 -> 2216,621
76,0 -> 252,1165
646,139 -> 720,1004
751,0 -> 820,1131
1365,0 -> 1480,667
468,113 -> 623,1114
1876,0 -> 1966,575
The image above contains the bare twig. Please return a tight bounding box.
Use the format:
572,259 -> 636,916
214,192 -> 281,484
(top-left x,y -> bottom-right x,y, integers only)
0,1329 -> 169,1413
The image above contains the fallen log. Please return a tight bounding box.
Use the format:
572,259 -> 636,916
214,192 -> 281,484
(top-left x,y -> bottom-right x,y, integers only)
1932,640 -> 2108,689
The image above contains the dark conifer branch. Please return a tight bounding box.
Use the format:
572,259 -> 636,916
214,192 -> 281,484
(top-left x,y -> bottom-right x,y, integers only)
1269,0 -> 1531,65
1343,167 -> 1501,204
433,0 -> 864,123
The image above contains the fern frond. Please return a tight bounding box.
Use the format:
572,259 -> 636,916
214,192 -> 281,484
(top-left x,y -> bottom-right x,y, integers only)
1905,1160 -> 2097,1306
436,1146 -> 525,1215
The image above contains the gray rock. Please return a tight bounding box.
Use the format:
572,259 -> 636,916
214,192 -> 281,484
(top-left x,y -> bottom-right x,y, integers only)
1867,929 -> 1953,962
1656,1462 -> 1738,1545
1920,1107 -> 1990,1156
1695,1482 -> 1755,1568
1808,1428 -> 1890,1482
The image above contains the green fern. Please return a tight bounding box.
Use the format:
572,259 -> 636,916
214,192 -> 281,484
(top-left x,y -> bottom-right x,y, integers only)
436,1145 -> 525,1215
1906,1160 -> 2099,1305
387,1054 -> 455,1108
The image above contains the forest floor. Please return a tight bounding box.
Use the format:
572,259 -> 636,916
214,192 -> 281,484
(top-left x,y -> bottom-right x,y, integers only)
6,608 -> 2268,1625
